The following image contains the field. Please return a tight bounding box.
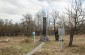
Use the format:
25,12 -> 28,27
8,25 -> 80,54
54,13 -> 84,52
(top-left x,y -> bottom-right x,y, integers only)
33,35 -> 85,55
0,35 -> 85,55
0,36 -> 40,55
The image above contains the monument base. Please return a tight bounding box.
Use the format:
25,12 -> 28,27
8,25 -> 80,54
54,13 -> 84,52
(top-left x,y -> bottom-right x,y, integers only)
40,35 -> 50,42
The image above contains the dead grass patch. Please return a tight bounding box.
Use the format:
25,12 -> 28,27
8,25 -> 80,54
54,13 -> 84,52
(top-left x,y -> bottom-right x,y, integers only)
0,36 -> 40,55
33,35 -> 85,55
0,46 -> 22,55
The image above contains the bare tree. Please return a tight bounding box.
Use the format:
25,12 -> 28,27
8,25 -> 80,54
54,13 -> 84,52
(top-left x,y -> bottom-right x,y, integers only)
65,0 -> 85,46
35,11 -> 43,33
51,9 -> 59,41
23,13 -> 32,36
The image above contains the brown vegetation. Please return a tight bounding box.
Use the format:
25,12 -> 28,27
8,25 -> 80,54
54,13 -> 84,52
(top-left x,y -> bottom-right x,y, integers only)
0,36 -> 40,55
33,35 -> 85,55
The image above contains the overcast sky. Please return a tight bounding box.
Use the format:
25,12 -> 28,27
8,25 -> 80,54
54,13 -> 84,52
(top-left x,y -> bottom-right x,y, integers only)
0,0 -> 85,23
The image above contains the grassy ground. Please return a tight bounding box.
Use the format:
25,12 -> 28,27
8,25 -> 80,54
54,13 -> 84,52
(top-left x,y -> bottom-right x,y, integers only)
0,36 -> 40,55
33,35 -> 85,55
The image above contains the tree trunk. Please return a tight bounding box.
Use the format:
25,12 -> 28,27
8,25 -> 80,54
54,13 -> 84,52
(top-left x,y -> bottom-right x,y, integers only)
69,29 -> 74,46
55,31 -> 59,41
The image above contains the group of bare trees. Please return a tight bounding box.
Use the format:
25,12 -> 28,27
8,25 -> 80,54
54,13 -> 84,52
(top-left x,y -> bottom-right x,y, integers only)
0,11 -> 43,37
0,19 -> 22,36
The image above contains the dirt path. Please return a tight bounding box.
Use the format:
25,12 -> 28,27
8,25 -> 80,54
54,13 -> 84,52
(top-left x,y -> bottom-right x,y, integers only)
25,42 -> 45,55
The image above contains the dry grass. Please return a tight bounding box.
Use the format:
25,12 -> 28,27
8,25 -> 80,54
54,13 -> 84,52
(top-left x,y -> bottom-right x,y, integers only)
0,36 -> 40,55
33,34 -> 85,55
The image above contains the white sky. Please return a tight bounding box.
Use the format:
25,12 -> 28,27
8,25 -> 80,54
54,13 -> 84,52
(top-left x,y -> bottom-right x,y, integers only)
0,0 -> 85,23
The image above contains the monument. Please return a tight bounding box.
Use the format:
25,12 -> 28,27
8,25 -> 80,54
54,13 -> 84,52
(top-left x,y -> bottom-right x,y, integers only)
40,10 -> 49,42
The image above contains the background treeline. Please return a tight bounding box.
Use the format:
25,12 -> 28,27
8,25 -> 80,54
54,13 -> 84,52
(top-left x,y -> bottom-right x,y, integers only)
0,13 -> 43,37
0,18 -> 37,36
0,19 -> 22,36
0,12 -> 85,37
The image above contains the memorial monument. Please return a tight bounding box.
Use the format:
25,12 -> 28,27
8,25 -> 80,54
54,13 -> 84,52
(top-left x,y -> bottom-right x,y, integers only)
40,10 -> 49,42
